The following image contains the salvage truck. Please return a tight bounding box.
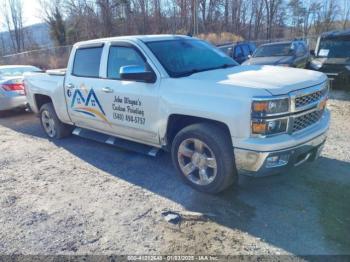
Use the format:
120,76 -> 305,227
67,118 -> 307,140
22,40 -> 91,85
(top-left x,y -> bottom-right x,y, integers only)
308,29 -> 350,90
24,35 -> 330,194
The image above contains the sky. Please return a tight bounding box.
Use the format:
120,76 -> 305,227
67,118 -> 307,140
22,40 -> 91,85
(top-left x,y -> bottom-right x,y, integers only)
22,0 -> 42,26
1,0 -> 348,31
0,0 -> 42,31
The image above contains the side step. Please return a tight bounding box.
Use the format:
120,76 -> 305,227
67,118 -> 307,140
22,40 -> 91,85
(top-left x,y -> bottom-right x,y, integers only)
72,127 -> 160,157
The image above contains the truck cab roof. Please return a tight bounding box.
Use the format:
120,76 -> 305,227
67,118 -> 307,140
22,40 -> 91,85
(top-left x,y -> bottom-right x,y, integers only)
321,29 -> 350,39
74,34 -> 194,47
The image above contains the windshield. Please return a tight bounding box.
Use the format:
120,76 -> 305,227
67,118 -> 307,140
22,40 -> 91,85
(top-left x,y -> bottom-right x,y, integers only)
317,38 -> 350,58
254,43 -> 294,57
146,39 -> 237,77
0,66 -> 41,77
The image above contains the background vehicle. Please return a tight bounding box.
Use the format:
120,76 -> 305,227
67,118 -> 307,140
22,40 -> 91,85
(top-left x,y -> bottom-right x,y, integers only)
308,29 -> 350,90
0,65 -> 41,112
243,40 -> 310,68
218,42 -> 256,64
24,35 -> 329,194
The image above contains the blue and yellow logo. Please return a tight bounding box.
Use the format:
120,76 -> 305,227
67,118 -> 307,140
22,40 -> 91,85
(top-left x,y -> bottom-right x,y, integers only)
70,87 -> 110,125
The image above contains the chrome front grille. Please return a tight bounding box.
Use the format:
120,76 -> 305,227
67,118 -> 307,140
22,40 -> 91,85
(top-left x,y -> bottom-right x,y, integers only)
292,110 -> 323,132
295,88 -> 327,109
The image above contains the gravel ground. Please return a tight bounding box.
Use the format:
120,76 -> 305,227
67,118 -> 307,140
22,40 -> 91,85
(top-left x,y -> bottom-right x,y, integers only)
0,90 -> 349,256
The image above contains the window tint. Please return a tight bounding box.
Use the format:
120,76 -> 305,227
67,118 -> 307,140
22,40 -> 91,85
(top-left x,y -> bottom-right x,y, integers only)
73,47 -> 103,77
254,43 -> 293,57
234,46 -> 243,57
107,46 -> 147,79
146,39 -> 237,78
241,45 -> 250,56
318,37 -> 350,58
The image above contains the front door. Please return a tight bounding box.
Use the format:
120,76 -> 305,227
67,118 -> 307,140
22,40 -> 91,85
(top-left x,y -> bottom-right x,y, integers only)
98,44 -> 160,144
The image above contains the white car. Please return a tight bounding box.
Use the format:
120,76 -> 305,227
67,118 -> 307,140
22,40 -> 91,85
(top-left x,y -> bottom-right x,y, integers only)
0,65 -> 41,112
24,35 -> 330,193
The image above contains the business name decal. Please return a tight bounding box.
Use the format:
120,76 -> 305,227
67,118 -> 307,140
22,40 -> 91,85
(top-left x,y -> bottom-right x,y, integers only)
70,86 -> 110,125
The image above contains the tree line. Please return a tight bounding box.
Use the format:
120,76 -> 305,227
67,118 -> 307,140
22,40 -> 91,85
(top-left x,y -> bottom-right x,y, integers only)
1,0 -> 350,54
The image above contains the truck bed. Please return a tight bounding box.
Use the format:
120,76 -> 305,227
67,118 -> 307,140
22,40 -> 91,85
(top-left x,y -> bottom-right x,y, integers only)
24,70 -> 66,114
46,68 -> 67,76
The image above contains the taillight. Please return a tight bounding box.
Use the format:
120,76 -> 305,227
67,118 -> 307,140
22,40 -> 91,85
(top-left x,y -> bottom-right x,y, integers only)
2,83 -> 24,91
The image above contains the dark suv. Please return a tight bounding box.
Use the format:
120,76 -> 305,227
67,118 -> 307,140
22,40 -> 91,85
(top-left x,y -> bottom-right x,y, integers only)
308,29 -> 350,90
242,40 -> 310,68
218,42 -> 256,64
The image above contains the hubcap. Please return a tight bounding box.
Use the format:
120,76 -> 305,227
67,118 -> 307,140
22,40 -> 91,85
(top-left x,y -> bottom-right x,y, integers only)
41,110 -> 56,138
177,138 -> 217,186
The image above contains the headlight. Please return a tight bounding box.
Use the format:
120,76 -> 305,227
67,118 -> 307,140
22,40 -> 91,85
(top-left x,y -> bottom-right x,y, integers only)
252,118 -> 288,136
252,98 -> 289,117
310,60 -> 323,70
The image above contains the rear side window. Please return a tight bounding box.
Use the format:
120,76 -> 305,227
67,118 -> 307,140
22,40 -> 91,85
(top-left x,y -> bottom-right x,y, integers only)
73,47 -> 103,77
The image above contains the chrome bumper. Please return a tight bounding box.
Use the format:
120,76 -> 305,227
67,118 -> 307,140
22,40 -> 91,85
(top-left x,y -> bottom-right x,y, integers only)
234,132 -> 327,177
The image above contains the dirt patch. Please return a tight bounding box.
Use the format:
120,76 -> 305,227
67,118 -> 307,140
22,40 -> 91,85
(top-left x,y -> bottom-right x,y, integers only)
0,90 -> 349,255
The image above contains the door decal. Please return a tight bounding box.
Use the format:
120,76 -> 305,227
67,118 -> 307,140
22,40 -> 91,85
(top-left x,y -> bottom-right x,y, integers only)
71,87 -> 110,125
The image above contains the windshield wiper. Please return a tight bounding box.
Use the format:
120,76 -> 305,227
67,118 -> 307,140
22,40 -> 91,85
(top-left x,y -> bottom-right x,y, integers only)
173,69 -> 200,78
173,64 -> 236,78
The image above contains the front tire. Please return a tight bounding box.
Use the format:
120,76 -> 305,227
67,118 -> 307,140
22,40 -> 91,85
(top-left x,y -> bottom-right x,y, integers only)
171,123 -> 237,194
40,103 -> 72,139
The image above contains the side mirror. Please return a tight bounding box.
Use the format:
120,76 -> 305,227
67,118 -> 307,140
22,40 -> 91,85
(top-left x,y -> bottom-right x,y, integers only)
310,50 -> 315,56
120,65 -> 156,83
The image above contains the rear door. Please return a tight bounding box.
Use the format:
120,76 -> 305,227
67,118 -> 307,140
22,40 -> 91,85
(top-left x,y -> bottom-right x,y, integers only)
64,44 -> 113,132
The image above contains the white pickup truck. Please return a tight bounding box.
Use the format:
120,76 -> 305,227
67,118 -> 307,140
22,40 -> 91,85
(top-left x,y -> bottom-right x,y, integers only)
24,35 -> 330,193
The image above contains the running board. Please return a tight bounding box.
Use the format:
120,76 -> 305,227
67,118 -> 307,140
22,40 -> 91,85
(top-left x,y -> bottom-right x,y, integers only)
72,127 -> 160,157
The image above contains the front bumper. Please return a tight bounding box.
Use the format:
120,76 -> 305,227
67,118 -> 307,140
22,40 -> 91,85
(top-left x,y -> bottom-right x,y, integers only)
0,95 -> 27,111
234,132 -> 327,176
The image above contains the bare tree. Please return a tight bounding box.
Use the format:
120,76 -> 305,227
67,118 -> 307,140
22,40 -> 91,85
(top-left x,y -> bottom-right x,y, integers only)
264,0 -> 283,40
2,0 -> 24,52
340,0 -> 350,29
39,0 -> 67,46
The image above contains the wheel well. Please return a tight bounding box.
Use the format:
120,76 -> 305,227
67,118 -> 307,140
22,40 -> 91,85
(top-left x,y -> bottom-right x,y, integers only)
35,94 -> 52,110
166,114 -> 231,150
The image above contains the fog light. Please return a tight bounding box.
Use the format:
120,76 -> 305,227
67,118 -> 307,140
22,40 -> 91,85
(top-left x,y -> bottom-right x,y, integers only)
266,154 -> 289,168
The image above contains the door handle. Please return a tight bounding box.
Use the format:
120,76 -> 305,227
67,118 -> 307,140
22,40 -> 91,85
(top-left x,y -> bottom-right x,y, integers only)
102,87 -> 114,93
66,83 -> 75,89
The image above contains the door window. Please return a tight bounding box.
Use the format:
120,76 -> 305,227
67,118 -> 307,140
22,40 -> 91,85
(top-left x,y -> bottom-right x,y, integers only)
72,47 -> 103,77
107,46 -> 147,79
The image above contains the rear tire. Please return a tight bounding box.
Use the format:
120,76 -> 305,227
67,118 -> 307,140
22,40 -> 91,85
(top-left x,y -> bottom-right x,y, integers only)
40,103 -> 72,139
171,123 -> 237,194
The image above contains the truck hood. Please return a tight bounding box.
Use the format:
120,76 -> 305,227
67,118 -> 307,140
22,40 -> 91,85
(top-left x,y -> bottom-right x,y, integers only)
186,65 -> 327,95
242,56 -> 294,66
